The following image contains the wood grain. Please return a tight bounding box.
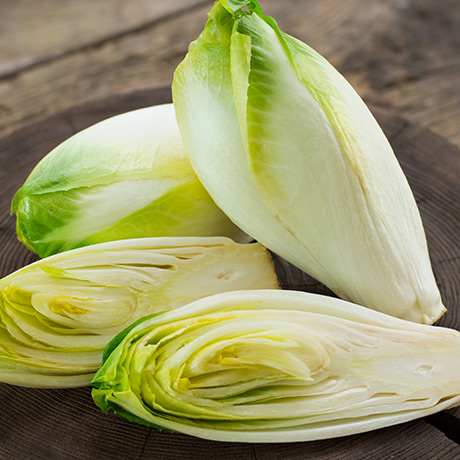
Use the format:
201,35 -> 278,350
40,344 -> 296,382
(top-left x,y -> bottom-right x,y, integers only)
0,0 -> 208,78
0,88 -> 459,458
1,385 -> 458,460
0,0 -> 459,145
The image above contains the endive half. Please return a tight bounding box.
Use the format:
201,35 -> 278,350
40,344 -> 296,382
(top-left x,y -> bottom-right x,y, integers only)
172,0 -> 445,323
12,104 -> 248,258
92,290 -> 460,443
0,237 -> 278,388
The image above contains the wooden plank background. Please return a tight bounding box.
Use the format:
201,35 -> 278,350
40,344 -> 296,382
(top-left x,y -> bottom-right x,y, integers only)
0,0 -> 459,458
0,0 -> 459,146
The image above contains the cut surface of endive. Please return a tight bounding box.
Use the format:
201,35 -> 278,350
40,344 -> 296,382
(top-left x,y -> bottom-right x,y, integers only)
92,289 -> 460,443
0,237 -> 278,388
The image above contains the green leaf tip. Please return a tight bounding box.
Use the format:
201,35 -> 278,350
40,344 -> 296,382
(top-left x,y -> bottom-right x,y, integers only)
219,0 -> 264,16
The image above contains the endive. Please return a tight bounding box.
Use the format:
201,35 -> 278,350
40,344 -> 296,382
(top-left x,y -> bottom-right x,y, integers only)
172,0 -> 445,323
92,290 -> 460,443
0,237 -> 278,388
11,104 -> 247,258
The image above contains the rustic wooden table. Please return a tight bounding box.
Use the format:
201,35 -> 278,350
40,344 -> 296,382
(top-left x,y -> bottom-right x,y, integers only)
0,0 -> 459,459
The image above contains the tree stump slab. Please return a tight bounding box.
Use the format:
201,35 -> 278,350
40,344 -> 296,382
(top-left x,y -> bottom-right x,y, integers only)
0,88 -> 459,459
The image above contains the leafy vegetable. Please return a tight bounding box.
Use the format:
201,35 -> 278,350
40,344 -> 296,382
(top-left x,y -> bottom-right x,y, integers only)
12,104 -> 248,258
172,0 -> 445,324
0,237 -> 278,388
92,289 -> 460,443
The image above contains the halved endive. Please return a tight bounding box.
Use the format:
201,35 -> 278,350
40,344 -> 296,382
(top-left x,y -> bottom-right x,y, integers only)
92,290 -> 460,443
0,237 -> 278,388
172,0 -> 445,324
11,104 -> 248,258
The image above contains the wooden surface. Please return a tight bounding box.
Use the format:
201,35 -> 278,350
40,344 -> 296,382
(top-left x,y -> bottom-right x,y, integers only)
0,0 -> 460,146
0,88 -> 459,459
1,0 -> 460,457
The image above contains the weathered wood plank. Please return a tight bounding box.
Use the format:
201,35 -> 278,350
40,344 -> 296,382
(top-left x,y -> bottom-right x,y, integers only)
0,0 -> 208,78
0,0 -> 459,147
0,1 -> 212,137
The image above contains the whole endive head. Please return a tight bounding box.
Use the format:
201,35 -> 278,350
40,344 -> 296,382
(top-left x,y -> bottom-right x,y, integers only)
11,104 -> 248,258
92,290 -> 460,443
0,237 -> 278,388
172,0 -> 445,323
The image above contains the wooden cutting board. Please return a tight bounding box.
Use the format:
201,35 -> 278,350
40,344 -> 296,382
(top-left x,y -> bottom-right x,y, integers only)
0,88 -> 459,459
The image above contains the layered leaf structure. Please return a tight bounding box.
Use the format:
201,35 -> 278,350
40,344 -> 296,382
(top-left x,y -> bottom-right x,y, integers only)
92,290 -> 460,442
